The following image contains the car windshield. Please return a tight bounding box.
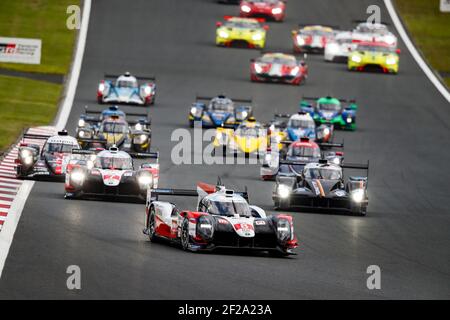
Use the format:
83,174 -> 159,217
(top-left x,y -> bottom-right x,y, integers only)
318,102 -> 341,111
289,119 -> 315,129
208,200 -> 251,217
301,28 -> 333,36
95,155 -> 132,170
209,100 -> 234,112
225,21 -> 260,29
44,143 -> 79,153
288,146 -> 321,158
101,122 -> 128,134
357,45 -> 395,53
261,56 -> 297,66
116,80 -> 137,88
305,167 -> 342,180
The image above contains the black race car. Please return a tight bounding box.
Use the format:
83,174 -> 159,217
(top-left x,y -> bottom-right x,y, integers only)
273,159 -> 369,215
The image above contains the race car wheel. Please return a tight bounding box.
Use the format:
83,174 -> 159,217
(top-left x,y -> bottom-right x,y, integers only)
148,207 -> 158,242
181,218 -> 191,251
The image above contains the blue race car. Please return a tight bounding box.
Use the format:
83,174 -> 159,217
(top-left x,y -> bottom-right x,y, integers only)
299,96 -> 358,130
188,95 -> 253,128
97,72 -> 156,106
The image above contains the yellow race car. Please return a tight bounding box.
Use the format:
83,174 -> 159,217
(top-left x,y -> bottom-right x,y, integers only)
348,41 -> 400,74
213,118 -> 268,156
215,16 -> 268,49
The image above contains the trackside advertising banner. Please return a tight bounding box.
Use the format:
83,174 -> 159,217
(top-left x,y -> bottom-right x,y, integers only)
0,37 -> 41,64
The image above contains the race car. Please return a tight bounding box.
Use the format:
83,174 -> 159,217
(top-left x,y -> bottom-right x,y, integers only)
216,16 -> 269,49
188,95 -> 253,128
324,31 -> 357,62
261,137 -> 344,180
273,159 -> 369,215
352,21 -> 397,48
267,112 -> 334,146
239,0 -> 286,22
348,41 -> 400,74
143,181 -> 298,255
97,72 -> 156,106
291,25 -> 336,53
213,118 -> 268,157
64,147 -> 159,202
300,96 -> 358,130
76,108 -> 152,154
250,52 -> 308,85
16,130 -> 80,181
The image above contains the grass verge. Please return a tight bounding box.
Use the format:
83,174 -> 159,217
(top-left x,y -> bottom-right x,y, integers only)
394,0 -> 450,87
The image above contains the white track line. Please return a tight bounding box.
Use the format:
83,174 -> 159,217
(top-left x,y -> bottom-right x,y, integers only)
384,0 -> 450,103
0,0 -> 92,277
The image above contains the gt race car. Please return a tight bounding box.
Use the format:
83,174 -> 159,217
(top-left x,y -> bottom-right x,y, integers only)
324,31 -> 357,62
16,130 -> 80,181
213,118 -> 268,157
189,95 -> 253,128
261,137 -> 344,180
348,41 -> 400,74
144,181 -> 298,255
250,52 -> 308,85
273,159 -> 369,215
97,72 -> 156,106
291,25 -> 336,53
76,107 -> 152,154
300,96 -> 358,130
351,21 -> 397,48
240,0 -> 286,22
216,16 -> 269,49
65,147 -> 159,202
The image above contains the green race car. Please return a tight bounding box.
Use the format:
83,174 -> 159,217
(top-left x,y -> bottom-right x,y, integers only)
299,96 -> 358,130
348,41 -> 400,74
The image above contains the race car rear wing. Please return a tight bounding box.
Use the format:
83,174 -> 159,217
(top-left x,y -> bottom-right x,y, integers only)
302,96 -> 356,103
195,95 -> 253,104
84,109 -> 149,119
104,74 -> 156,81
297,23 -> 339,29
150,187 -> 249,201
317,141 -> 344,149
128,151 -> 159,160
21,133 -> 52,141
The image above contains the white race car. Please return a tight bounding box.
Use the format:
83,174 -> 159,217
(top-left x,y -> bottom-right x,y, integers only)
352,22 -> 397,47
324,31 -> 357,62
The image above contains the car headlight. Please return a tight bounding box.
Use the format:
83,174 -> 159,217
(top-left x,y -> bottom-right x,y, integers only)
138,173 -> 153,188
236,110 -> 248,120
20,149 -> 33,165
386,57 -> 396,65
384,35 -> 396,45
351,189 -> 365,203
346,117 -> 352,123
323,127 -> 330,135
254,63 -> 264,74
351,55 -> 362,63
272,7 -> 283,15
78,130 -> 91,139
135,123 -> 143,131
252,33 -> 263,41
290,66 -> 300,76
78,119 -> 85,127
241,4 -> 251,13
98,83 -> 105,92
296,36 -> 305,46
277,219 -> 291,242
190,106 -> 203,118
144,86 -> 152,95
277,184 -> 291,199
331,157 -> 340,165
70,170 -> 85,184
218,30 -> 229,39
134,134 -> 148,144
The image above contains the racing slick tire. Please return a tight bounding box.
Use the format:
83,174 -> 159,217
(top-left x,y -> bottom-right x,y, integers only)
147,206 -> 159,242
180,217 -> 192,251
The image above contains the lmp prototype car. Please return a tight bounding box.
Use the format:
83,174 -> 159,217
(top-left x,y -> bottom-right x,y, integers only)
213,118 -> 268,157
291,25 -> 336,53
144,181 -> 298,255
97,72 -> 156,106
65,147 -> 159,202
324,31 -> 357,62
352,21 -> 397,48
300,96 -> 358,130
188,95 -> 253,128
273,159 -> 369,215
16,131 -> 80,181
76,108 -> 152,154
261,137 -> 344,180
239,0 -> 286,22
348,41 -> 400,74
216,16 -> 269,49
250,52 -> 308,85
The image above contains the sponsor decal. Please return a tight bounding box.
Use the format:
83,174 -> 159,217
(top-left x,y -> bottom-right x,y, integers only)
0,37 -> 41,64
255,220 -> 266,225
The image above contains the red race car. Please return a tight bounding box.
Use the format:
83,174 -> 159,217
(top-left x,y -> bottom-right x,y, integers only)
250,52 -> 308,85
240,0 -> 286,22
291,25 -> 336,53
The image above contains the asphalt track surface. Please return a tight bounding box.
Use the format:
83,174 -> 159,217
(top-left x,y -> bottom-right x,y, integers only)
1,0 -> 450,299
